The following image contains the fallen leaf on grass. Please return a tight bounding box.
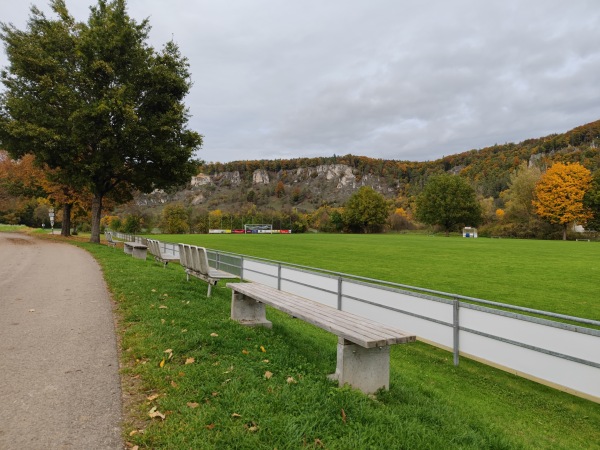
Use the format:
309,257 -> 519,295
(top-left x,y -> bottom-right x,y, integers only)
163,293 -> 168,297
131,446 -> 139,450
151,289 -> 156,292
210,333 -> 219,337
159,359 -> 165,368
231,413 -> 242,418
264,371 -> 273,380
146,394 -> 160,401
287,377 -> 297,384
262,359 -> 269,363
181,329 -> 187,333
205,423 -> 215,430
170,381 -> 178,388
187,402 -> 199,408
260,346 -> 266,353
212,392 -> 219,397
159,305 -> 168,309
148,407 -> 165,420
242,349 -> 249,355
244,421 -> 259,432
161,319 -> 165,324
314,438 -> 325,448
185,357 -> 195,365
341,408 -> 347,424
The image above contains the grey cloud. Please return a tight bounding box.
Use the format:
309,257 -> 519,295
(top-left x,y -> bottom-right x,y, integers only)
1,0 -> 598,163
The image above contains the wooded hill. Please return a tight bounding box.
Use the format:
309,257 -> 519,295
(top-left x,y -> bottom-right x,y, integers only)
150,119 -> 600,213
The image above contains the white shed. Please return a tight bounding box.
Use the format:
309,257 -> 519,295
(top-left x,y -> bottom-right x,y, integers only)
463,227 -> 478,238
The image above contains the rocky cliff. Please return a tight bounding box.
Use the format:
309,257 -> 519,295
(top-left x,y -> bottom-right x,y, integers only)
137,163 -> 396,212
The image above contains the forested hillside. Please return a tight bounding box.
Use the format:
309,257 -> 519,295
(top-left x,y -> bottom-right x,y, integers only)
201,119 -> 600,200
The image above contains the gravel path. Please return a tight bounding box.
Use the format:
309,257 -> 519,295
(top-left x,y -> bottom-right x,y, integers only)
0,233 -> 122,449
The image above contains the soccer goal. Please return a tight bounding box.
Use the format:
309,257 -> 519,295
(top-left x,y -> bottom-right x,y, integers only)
244,224 -> 273,234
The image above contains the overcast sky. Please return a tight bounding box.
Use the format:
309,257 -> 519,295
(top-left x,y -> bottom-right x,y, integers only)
1,0 -> 599,164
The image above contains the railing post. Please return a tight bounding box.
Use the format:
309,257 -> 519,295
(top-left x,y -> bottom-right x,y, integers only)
278,264 -> 282,290
453,298 -> 460,366
337,277 -> 343,310
240,256 -> 244,281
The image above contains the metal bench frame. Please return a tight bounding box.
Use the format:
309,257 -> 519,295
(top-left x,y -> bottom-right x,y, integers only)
147,239 -> 179,268
178,243 -> 235,297
104,231 -> 117,249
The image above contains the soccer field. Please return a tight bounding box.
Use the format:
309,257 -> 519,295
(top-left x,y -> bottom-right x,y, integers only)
152,233 -> 600,321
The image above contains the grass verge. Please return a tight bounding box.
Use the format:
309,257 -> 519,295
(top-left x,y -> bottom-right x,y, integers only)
75,240 -> 600,450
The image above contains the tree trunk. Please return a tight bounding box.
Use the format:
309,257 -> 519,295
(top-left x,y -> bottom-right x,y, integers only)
563,223 -> 567,241
61,203 -> 72,237
90,194 -> 103,243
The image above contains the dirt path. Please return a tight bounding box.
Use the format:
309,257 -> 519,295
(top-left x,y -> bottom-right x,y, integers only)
0,233 -> 122,449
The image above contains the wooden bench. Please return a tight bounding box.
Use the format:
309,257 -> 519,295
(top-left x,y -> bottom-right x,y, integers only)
104,231 -> 117,249
124,241 -> 148,260
147,239 -> 179,267
227,282 -> 416,394
178,244 -> 236,297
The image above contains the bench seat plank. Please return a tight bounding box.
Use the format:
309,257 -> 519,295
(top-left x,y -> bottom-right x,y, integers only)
227,282 -> 414,348
241,283 -> 405,347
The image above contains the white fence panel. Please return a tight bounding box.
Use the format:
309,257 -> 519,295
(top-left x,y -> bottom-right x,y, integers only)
342,296 -> 454,347
341,281 -> 455,347
280,268 -> 338,308
243,260 -> 278,288
344,281 -> 452,323
461,307 -> 600,364
459,329 -> 600,399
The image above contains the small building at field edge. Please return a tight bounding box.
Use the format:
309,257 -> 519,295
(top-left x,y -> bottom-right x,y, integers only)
463,227 -> 478,238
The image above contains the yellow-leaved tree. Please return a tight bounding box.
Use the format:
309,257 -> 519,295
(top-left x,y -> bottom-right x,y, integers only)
532,162 -> 592,240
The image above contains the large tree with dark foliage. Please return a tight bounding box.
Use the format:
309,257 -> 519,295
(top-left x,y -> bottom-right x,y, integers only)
416,174 -> 482,236
0,0 -> 202,242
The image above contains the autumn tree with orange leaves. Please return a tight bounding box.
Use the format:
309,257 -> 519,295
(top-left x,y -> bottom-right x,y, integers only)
533,162 -> 592,240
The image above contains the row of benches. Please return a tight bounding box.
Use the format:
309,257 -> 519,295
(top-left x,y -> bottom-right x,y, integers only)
104,232 -> 416,394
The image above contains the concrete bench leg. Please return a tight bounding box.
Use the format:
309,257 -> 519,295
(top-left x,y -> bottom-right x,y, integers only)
124,245 -> 133,255
328,337 -> 390,394
132,248 -> 147,260
231,292 -> 272,328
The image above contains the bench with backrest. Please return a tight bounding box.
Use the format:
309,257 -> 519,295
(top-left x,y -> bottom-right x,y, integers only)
124,241 -> 148,260
147,239 -> 179,268
178,244 -> 236,297
105,231 -> 117,249
226,281 -> 416,394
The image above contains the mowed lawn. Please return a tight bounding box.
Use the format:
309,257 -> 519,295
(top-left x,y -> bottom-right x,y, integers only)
151,233 -> 600,321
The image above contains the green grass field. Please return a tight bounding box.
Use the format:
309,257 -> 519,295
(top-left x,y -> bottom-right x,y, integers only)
75,240 -> 599,449
150,233 -> 600,321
